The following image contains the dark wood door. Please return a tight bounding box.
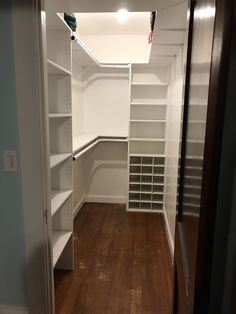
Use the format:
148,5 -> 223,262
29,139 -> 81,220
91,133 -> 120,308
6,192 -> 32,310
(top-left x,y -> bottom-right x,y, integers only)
173,0 -> 233,313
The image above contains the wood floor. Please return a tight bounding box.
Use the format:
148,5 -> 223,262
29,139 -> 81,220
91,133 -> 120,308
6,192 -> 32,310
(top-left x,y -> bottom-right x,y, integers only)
54,203 -> 173,314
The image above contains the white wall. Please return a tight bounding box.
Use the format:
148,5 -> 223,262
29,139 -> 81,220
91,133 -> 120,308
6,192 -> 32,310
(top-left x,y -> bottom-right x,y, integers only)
164,48 -> 184,257
84,142 -> 127,203
80,67 -> 129,136
72,63 -> 129,211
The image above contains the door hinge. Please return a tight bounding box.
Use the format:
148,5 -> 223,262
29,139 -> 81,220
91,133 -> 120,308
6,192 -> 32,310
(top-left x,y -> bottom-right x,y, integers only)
43,209 -> 48,224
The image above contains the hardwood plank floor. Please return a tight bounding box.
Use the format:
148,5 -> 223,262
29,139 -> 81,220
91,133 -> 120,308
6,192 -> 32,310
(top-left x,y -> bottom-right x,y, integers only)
54,203 -> 173,314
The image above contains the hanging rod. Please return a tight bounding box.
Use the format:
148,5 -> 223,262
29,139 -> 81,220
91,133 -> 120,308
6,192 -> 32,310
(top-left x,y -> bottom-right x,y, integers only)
71,34 -> 130,69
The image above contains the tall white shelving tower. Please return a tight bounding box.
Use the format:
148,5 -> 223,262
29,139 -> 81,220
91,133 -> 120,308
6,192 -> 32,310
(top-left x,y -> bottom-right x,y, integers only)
46,12 -> 74,270
128,65 -> 169,211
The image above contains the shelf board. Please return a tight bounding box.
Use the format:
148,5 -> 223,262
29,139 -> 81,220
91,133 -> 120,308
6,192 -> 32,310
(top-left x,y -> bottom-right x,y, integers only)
129,181 -> 164,186
129,153 -> 166,157
47,59 -> 71,76
50,153 -> 71,168
130,119 -> 166,123
130,137 -> 165,142
129,200 -> 163,204
51,190 -> 72,216
131,102 -> 167,106
131,82 -> 168,86
130,172 -> 164,177
52,231 -> 72,267
129,191 -> 163,195
49,114 -> 72,119
130,163 -> 165,167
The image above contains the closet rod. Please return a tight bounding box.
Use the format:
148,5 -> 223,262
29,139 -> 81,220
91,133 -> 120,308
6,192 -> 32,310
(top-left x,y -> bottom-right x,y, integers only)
71,34 -> 130,69
73,137 -> 128,160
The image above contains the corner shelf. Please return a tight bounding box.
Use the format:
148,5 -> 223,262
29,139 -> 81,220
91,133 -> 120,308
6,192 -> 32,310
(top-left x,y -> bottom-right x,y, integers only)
50,153 -> 71,168
51,190 -> 73,216
49,114 -> 72,118
47,59 -> 71,76
52,231 -> 72,267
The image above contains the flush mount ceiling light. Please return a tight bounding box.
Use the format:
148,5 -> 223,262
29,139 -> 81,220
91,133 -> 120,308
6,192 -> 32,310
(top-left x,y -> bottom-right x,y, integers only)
117,9 -> 129,23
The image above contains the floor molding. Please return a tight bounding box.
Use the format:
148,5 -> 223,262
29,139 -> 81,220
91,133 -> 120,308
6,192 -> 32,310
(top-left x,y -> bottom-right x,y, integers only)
73,197 -> 85,219
85,195 -> 127,204
163,207 -> 174,259
0,305 -> 28,314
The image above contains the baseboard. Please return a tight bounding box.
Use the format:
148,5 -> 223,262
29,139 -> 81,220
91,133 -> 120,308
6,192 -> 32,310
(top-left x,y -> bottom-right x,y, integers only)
0,305 -> 28,314
73,196 -> 85,219
163,207 -> 174,259
85,195 -> 127,204
127,208 -> 163,213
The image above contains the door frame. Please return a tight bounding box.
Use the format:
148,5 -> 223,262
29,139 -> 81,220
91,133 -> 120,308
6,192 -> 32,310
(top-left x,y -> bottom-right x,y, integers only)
12,0 -> 53,313
174,0 -> 234,313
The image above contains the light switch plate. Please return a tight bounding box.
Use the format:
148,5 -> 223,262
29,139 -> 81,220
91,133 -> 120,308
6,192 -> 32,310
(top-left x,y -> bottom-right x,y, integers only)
3,150 -> 17,172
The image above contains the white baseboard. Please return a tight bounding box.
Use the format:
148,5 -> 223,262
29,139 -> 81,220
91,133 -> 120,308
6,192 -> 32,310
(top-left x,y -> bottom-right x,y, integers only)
0,305 -> 28,314
127,208 -> 163,213
73,196 -> 85,219
85,195 -> 127,204
163,207 -> 174,259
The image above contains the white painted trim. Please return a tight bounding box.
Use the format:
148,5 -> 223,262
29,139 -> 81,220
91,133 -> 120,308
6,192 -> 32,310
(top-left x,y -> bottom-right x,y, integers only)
0,305 -> 29,314
85,195 -> 127,204
163,206 -> 174,259
127,209 -> 163,213
73,197 -> 85,219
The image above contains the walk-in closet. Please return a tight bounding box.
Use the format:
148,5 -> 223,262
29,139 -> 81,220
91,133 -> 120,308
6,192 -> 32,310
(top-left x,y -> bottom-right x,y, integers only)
42,0 -> 188,312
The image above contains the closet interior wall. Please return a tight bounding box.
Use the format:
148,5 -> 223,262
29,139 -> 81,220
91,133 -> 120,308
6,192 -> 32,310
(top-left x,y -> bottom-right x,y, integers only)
72,58 -> 129,215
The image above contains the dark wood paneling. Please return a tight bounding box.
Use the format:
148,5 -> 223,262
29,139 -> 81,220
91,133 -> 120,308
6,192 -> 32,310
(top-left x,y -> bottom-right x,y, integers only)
194,0 -> 234,312
55,203 -> 173,314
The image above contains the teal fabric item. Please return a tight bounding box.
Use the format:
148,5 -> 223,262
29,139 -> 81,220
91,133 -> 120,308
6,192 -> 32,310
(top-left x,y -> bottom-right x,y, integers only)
64,13 -> 77,32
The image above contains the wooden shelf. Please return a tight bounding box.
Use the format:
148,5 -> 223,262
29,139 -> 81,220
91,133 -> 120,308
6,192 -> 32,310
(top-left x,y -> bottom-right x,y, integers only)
49,114 -> 72,119
51,190 -> 72,216
131,82 -> 168,86
131,101 -> 167,106
47,59 -> 71,76
52,231 -> 72,267
130,137 -> 165,142
130,119 -> 166,123
50,153 -> 71,168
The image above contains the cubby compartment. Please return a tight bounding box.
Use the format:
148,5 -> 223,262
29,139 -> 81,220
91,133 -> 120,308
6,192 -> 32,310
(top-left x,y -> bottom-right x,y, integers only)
129,202 -> 140,209
129,193 -> 140,201
152,194 -> 163,202
142,166 -> 152,174
131,85 -> 167,104
141,193 -> 152,201
49,118 -> 72,154
48,75 -> 72,114
154,166 -> 165,175
141,184 -> 152,192
153,185 -> 164,193
130,141 -> 165,155
153,176 -> 164,184
152,203 -> 163,210
131,66 -> 168,85
130,165 -> 141,173
129,184 -> 141,192
130,122 -> 166,139
130,105 -> 167,121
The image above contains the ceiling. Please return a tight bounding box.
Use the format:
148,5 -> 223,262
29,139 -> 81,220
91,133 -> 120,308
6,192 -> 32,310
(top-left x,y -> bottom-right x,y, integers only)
47,0 -> 187,13
68,1 -> 188,65
75,12 -> 150,36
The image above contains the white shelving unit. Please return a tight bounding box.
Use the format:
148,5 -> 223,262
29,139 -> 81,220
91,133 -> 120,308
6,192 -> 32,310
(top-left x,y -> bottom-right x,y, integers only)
46,12 -> 74,271
128,65 -> 169,212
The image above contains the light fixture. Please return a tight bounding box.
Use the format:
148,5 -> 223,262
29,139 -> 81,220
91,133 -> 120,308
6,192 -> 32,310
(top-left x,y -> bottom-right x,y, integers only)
117,9 -> 129,23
